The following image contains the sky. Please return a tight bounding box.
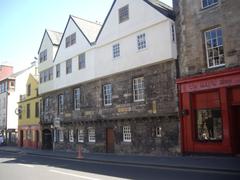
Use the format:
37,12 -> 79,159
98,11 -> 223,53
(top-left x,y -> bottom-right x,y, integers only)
0,0 -> 173,72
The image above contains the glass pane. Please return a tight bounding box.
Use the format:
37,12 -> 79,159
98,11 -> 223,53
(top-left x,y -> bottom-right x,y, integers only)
196,109 -> 223,141
217,37 -> 223,46
211,30 -> 216,39
212,39 -> 217,47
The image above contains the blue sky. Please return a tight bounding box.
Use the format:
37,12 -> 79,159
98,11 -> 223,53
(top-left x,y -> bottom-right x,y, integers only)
0,0 -> 172,72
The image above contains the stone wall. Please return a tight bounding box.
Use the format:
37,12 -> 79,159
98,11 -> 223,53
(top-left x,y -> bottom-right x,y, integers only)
173,0 -> 240,77
41,60 -> 180,155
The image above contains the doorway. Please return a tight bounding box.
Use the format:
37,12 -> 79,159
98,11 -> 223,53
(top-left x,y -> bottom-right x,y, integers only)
42,129 -> 52,150
19,130 -> 23,147
106,128 -> 114,153
35,130 -> 39,149
232,106 -> 240,154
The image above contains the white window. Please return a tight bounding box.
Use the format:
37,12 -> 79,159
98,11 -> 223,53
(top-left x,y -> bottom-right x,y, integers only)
78,129 -> 84,143
88,127 -> 95,143
78,53 -> 86,70
66,33 -> 76,48
119,5 -> 129,23
204,27 -> 224,68
156,126 -> 162,137
58,94 -> 64,114
137,33 -> 146,50
133,77 -> 144,102
56,64 -> 60,78
202,0 -> 218,9
74,88 -> 80,110
66,59 -> 72,74
113,43 -> 120,58
123,126 -> 131,142
39,49 -> 47,63
59,129 -> 64,142
69,129 -> 74,142
39,67 -> 53,83
103,84 -> 112,106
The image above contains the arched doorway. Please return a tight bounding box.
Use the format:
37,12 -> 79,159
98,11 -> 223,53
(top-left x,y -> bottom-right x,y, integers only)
42,129 -> 52,150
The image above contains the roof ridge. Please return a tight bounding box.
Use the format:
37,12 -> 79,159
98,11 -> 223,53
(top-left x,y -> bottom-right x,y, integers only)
70,14 -> 102,26
46,29 -> 63,34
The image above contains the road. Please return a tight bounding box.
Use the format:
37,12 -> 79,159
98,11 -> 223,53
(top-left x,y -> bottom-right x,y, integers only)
0,151 -> 239,180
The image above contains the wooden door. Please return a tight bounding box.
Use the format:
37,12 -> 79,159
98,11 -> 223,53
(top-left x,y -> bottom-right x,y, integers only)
106,128 -> 114,153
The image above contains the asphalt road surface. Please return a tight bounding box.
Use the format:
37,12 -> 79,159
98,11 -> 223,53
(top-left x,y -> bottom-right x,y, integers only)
0,151 -> 239,180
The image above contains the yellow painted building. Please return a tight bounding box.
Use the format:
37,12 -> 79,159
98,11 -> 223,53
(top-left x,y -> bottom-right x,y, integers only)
18,73 -> 41,149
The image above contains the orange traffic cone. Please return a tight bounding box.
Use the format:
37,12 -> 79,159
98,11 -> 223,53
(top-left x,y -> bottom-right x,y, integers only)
77,145 -> 83,159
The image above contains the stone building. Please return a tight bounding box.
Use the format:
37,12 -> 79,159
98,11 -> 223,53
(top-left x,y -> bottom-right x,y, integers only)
39,0 -> 179,155
174,0 -> 240,154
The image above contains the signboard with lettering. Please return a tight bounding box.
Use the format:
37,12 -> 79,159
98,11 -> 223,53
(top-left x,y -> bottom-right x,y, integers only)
180,74 -> 240,93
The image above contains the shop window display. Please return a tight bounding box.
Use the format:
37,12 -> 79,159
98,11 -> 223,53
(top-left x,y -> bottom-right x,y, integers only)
196,109 -> 223,141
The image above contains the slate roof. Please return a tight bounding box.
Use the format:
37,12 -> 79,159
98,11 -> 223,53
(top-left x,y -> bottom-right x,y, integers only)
144,0 -> 175,20
47,30 -> 63,46
71,15 -> 102,43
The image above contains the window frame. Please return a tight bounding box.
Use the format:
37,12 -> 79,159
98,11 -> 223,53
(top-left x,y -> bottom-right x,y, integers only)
66,59 -> 72,74
69,129 -> 74,143
35,102 -> 39,118
58,94 -> 64,114
119,5 -> 129,23
27,84 -> 31,96
27,103 -> 30,119
204,27 -> 224,68
137,33 -> 146,50
103,84 -> 112,106
65,33 -> 76,48
201,0 -> 218,9
112,43 -> 120,58
133,77 -> 144,102
59,129 -> 64,142
78,53 -> 86,70
56,64 -> 60,78
88,127 -> 96,143
123,126 -> 131,142
74,88 -> 80,110
78,128 -> 84,143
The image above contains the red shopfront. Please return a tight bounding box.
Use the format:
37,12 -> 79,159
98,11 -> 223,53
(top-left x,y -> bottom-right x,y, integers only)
177,67 -> 240,154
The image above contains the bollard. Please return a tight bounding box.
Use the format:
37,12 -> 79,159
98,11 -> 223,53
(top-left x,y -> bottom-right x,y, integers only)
77,144 -> 83,159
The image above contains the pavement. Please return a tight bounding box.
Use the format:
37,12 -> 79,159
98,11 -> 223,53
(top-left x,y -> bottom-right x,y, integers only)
0,145 -> 240,173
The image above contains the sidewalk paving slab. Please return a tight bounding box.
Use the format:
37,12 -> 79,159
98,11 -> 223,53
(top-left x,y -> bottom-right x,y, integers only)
0,146 -> 240,173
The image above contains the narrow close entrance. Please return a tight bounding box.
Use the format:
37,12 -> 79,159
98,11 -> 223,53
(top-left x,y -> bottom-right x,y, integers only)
106,128 -> 114,153
232,106 -> 240,154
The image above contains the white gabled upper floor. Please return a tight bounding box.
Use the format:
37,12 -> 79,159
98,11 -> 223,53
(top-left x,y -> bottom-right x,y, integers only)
38,0 -> 177,94
38,29 -> 62,72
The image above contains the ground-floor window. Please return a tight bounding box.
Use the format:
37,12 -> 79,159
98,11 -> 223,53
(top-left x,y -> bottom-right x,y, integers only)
69,129 -> 74,142
196,109 -> 223,141
123,126 -> 131,142
59,129 -> 64,142
78,129 -> 84,143
156,126 -> 162,137
88,127 -> 95,143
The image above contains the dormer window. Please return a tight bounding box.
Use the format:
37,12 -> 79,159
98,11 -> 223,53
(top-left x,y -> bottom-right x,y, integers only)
119,5 -> 129,23
39,49 -> 47,63
66,33 -> 76,48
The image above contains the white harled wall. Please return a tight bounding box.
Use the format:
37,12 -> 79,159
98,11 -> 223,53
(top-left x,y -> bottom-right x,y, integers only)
38,0 -> 177,95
